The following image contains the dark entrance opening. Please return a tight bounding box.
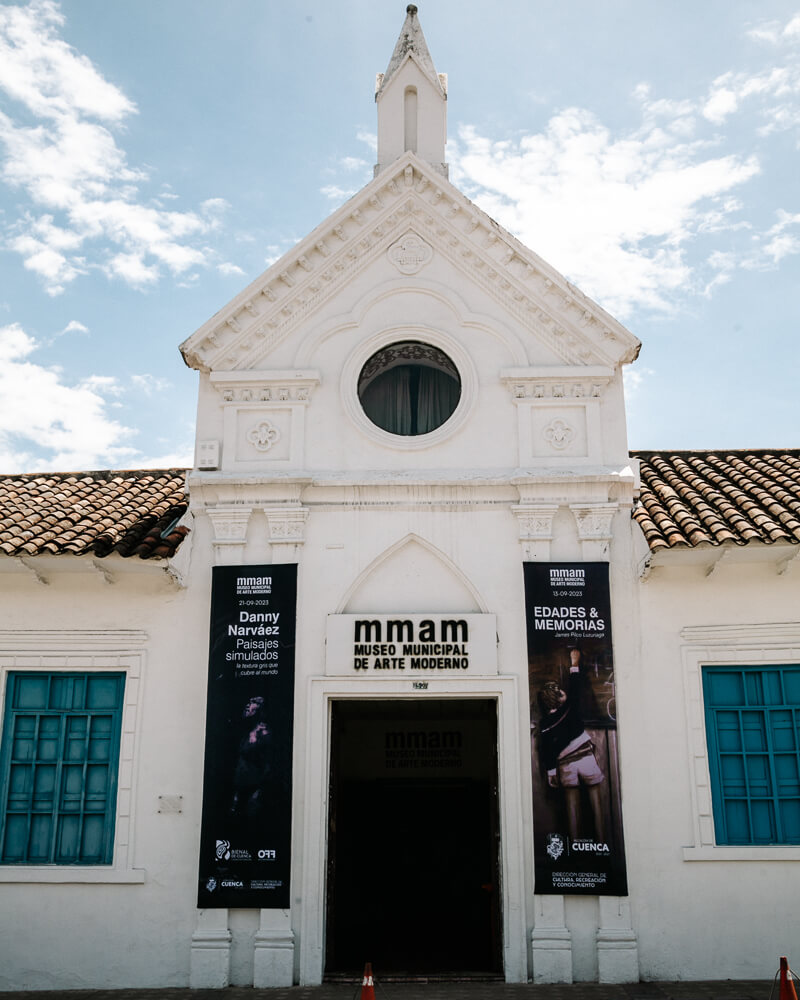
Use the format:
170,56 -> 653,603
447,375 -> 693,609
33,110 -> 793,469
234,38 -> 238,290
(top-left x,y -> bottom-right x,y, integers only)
325,699 -> 502,977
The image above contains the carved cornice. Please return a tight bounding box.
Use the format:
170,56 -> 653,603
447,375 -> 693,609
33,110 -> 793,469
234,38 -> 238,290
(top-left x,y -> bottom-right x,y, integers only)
501,367 -> 614,402
180,154 -> 639,374
209,370 -> 320,404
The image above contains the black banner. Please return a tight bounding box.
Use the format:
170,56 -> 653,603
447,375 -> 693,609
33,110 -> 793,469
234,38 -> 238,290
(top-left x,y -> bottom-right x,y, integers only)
524,562 -> 628,895
197,564 -> 297,908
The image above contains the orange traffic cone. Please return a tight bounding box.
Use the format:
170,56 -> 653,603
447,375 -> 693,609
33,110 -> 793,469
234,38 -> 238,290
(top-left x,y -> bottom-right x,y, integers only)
360,961 -> 376,1000
780,958 -> 798,1000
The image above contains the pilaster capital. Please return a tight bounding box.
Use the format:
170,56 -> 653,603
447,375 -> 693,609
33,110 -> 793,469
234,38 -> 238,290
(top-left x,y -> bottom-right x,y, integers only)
511,503 -> 560,562
263,506 -> 309,563
569,502 -> 618,559
569,502 -> 618,540
206,505 -> 253,564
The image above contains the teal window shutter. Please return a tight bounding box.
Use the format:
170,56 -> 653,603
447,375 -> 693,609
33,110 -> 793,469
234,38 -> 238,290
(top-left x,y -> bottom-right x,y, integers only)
703,666 -> 800,845
0,672 -> 125,865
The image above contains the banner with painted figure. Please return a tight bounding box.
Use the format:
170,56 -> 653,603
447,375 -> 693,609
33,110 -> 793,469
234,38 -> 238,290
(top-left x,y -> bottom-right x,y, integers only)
523,562 -> 628,895
197,564 -> 297,908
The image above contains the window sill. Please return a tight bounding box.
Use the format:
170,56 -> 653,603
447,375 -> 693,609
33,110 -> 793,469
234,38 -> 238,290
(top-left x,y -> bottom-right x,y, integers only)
0,865 -> 146,883
683,846 -> 800,862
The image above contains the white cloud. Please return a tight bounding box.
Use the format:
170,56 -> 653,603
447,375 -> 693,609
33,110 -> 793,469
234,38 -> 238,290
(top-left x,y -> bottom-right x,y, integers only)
703,65 -> 800,131
450,109 -> 760,317
80,374 -> 123,396
703,85 -> 739,123
200,197 -> 229,214
0,0 -> 135,123
105,250 -> 159,287
356,130 -> 377,153
133,444 -> 193,469
439,8 -> 800,318
61,319 -> 88,335
218,261 -> 245,277
760,209 -> 800,264
320,183 -> 358,203
708,12 -> 800,136
264,241 -> 294,267
0,322 -> 137,471
747,22 -> 782,45
130,373 -> 170,395
0,1 -> 224,294
750,12 -> 800,43
623,366 -> 655,399
8,227 -> 85,292
340,156 -> 369,171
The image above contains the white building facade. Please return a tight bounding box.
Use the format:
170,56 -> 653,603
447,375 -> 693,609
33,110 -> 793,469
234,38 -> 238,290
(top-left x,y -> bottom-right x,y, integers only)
0,7 -> 798,990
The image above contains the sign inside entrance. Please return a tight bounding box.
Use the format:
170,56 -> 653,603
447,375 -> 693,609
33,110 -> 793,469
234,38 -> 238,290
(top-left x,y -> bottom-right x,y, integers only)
197,564 -> 297,908
524,562 -> 629,895
326,613 -> 497,675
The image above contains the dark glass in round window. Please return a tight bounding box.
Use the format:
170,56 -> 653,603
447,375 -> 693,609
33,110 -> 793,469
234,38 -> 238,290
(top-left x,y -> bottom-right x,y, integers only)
358,341 -> 461,435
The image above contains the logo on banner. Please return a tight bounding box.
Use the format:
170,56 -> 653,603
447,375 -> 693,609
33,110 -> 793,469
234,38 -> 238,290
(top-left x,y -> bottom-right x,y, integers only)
236,575 -> 272,595
549,568 -> 585,584
215,839 -> 231,861
206,877 -> 217,892
572,839 -> 610,854
546,833 -> 565,861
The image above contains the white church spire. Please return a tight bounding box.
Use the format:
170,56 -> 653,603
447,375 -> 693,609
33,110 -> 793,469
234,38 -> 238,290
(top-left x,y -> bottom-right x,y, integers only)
374,5 -> 448,178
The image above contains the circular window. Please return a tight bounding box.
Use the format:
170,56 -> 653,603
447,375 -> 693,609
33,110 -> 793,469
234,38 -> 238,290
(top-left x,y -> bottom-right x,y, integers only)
357,341 -> 461,436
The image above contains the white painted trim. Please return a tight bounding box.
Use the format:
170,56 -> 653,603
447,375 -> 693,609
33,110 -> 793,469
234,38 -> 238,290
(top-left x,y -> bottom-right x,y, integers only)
334,532 -> 489,614
297,675 -> 527,985
0,866 -> 145,883
683,846 -> 800,861
0,630 -> 147,884
680,622 -> 800,855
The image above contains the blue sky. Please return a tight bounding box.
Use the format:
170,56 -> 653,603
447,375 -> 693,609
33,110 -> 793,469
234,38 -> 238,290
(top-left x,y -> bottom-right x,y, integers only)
0,0 -> 798,471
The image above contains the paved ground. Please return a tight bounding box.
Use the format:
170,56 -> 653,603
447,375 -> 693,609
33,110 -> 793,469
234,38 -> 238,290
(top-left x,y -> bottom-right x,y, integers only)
0,980 -> 779,1000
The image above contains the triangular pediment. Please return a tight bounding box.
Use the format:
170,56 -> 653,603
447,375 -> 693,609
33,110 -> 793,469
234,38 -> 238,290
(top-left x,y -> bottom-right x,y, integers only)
180,152 -> 640,374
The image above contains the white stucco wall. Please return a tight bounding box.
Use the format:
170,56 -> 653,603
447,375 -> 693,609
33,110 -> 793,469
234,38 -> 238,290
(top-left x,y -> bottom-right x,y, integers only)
629,538 -> 800,981
0,552 -> 212,989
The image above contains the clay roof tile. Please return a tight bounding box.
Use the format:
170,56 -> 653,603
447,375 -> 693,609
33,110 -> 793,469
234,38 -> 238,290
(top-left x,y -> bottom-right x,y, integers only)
633,449 -> 800,553
0,469 -> 189,561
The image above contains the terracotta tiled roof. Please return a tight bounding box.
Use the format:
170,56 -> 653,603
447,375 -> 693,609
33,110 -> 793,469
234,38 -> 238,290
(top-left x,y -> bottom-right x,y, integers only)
0,470 -> 189,560
632,450 -> 800,551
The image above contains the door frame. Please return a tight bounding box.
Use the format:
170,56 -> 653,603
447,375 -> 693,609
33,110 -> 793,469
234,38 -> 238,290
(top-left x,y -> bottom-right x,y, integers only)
324,697 -> 501,974
297,676 -> 527,984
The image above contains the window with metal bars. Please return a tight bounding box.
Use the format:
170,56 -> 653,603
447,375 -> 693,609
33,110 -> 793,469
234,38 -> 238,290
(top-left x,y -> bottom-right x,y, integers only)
703,665 -> 800,845
0,672 -> 124,864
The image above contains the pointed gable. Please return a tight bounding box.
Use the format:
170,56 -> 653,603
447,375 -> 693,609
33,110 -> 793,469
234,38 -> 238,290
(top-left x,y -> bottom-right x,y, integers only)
180,153 -> 639,376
